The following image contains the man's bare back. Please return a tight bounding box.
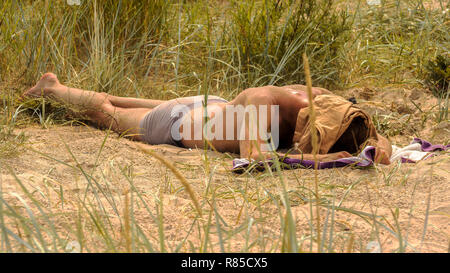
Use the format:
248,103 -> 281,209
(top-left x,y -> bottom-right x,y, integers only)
179,85 -> 330,154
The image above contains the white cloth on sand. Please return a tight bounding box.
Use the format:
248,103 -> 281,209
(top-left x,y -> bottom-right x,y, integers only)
390,143 -> 433,162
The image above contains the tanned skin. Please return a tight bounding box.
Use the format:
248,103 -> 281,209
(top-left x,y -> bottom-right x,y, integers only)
23,73 -> 392,164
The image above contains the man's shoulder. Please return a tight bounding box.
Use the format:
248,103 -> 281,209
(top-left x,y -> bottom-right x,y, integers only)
242,85 -> 277,94
240,86 -> 279,104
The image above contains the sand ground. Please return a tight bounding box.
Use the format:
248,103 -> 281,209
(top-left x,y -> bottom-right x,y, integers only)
0,87 -> 448,252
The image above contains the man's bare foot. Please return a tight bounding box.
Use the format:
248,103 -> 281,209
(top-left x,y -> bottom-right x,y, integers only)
22,73 -> 61,98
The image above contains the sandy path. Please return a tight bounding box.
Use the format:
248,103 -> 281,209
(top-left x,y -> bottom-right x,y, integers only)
0,123 -> 448,252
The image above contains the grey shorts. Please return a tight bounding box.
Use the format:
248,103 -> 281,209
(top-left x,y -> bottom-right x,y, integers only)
139,95 -> 228,147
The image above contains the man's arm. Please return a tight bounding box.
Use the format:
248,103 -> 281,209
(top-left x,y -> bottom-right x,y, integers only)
277,151 -> 352,161
244,135 -> 392,164
279,134 -> 392,164
238,90 -> 277,161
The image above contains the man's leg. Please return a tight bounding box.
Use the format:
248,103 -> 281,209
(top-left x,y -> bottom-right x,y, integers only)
88,103 -> 151,141
107,95 -> 165,109
24,73 -> 165,109
24,73 -> 110,108
24,73 -> 151,141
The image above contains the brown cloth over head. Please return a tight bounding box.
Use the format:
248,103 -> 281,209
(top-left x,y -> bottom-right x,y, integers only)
292,94 -> 378,154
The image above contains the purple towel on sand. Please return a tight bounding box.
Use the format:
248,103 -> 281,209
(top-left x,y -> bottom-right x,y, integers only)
232,138 -> 449,173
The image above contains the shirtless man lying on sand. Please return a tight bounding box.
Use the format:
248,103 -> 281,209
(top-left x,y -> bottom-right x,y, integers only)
23,73 -> 392,164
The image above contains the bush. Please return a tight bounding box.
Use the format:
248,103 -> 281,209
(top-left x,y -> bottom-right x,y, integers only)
0,0 -> 167,92
424,55 -> 450,98
228,0 -> 351,88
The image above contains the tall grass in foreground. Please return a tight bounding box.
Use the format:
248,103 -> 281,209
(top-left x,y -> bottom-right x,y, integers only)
303,53 -> 321,252
0,127 -> 443,252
